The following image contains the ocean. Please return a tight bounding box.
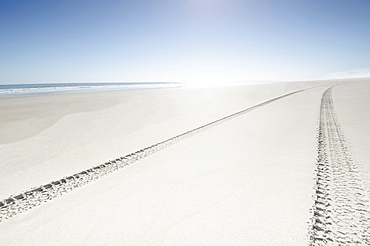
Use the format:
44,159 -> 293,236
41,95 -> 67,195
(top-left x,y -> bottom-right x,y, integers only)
0,82 -> 182,98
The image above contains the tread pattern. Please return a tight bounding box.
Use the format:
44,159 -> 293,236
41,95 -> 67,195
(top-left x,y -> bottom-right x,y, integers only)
0,89 -> 305,222
309,87 -> 370,245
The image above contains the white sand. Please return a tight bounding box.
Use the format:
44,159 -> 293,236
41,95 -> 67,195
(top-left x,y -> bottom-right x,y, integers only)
0,79 -> 369,245
332,83 -> 370,193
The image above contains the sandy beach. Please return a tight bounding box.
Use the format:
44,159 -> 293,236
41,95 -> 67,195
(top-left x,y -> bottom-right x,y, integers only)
1,79 -> 369,245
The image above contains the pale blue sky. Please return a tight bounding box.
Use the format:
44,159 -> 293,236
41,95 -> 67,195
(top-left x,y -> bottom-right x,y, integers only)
1,0 -> 370,84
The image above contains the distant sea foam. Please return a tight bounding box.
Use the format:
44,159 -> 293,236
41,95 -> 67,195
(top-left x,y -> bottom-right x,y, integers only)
0,82 -> 182,98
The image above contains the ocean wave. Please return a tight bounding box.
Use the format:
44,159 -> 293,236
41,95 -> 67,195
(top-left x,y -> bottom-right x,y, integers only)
0,83 -> 181,98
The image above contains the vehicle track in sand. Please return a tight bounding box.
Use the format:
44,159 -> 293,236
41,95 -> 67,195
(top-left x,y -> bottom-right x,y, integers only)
309,87 -> 370,245
0,88 -> 309,222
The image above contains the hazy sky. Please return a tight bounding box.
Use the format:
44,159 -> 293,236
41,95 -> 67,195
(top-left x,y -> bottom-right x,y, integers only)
1,0 -> 370,84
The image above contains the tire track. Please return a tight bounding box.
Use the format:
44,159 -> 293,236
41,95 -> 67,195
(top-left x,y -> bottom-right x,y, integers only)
309,87 -> 370,245
0,89 -> 306,222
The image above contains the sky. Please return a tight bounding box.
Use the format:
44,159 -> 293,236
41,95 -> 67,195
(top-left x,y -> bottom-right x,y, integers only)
1,0 -> 370,85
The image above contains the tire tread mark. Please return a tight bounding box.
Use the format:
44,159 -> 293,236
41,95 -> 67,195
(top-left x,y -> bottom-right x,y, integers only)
0,89 -> 306,222
309,87 -> 370,245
